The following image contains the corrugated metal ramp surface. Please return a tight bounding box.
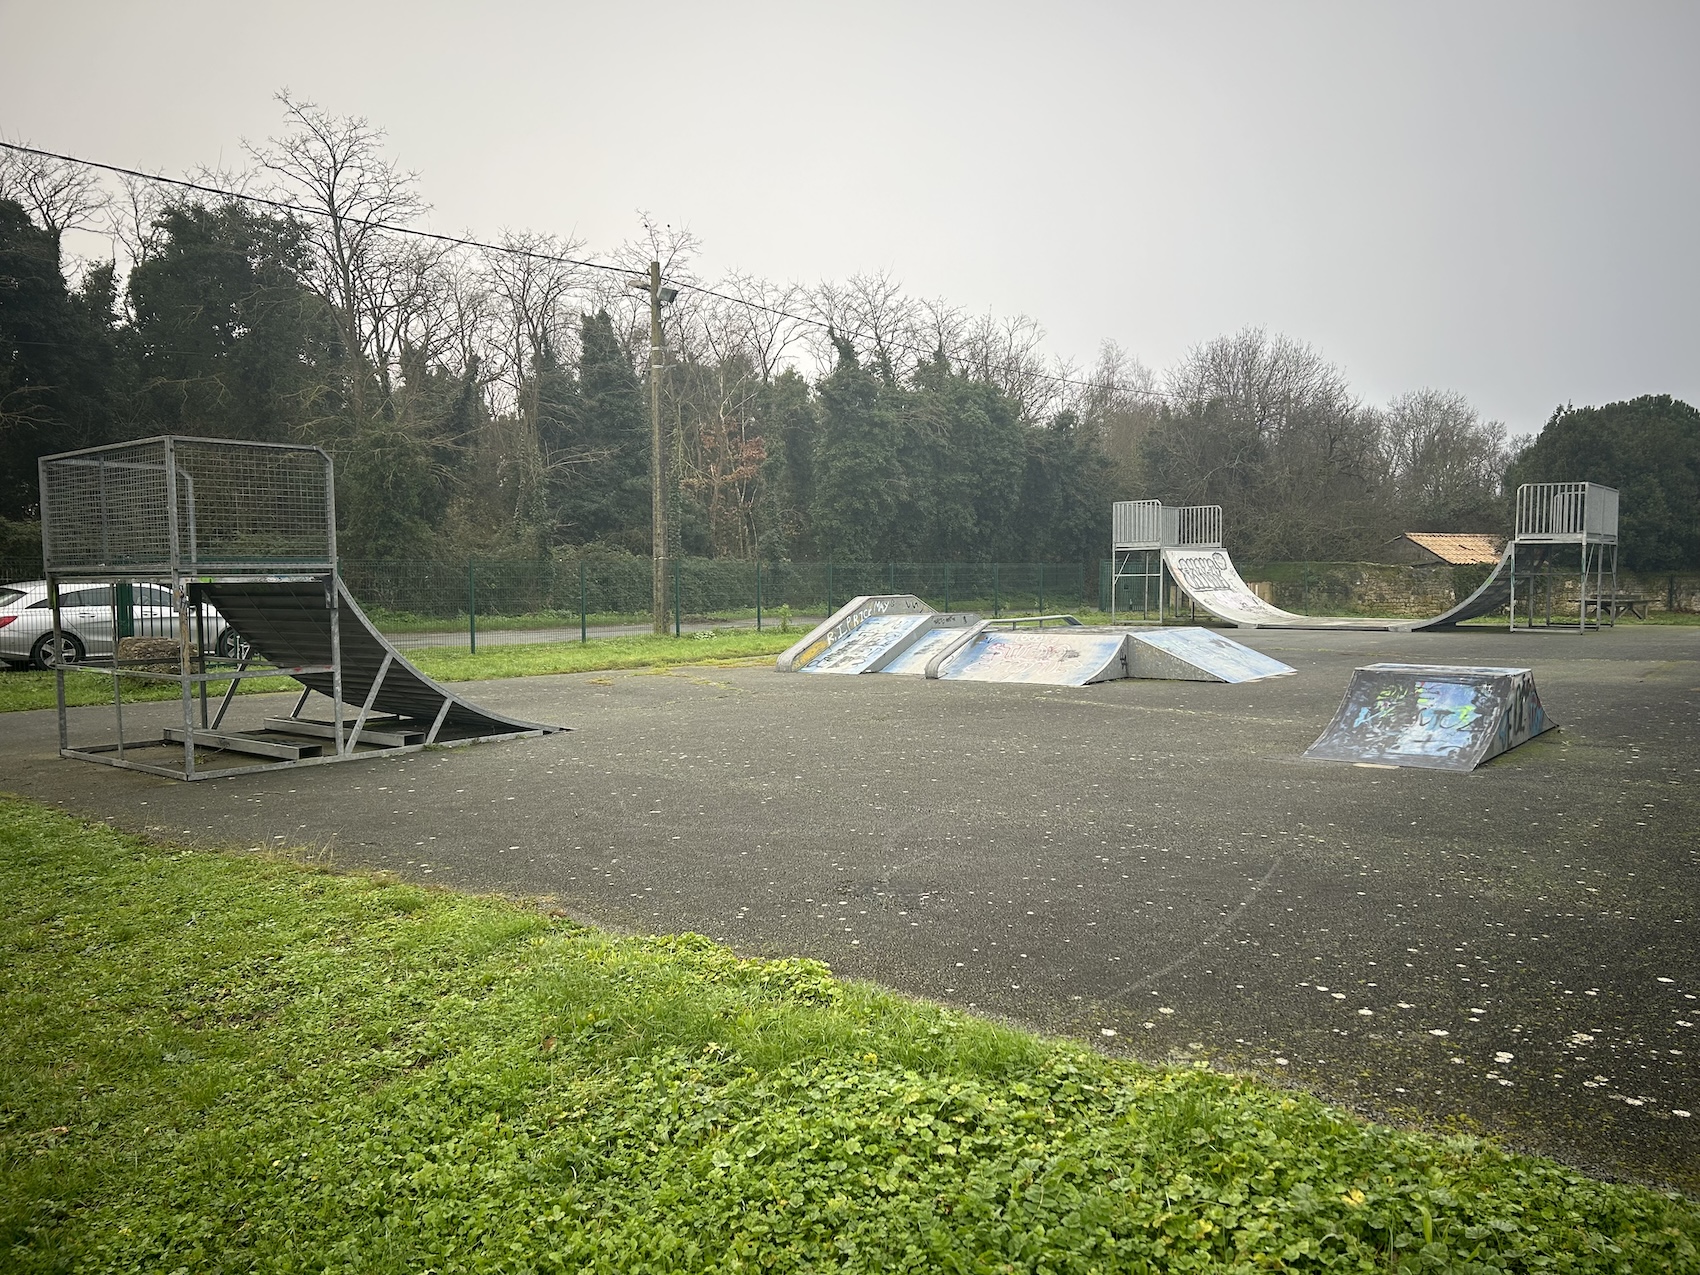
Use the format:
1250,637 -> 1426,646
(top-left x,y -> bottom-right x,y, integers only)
202,580 -> 556,740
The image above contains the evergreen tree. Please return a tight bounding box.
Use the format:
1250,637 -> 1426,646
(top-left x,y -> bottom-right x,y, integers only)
1507,395 -> 1700,570
543,310 -> 649,548
127,201 -> 338,442
809,337 -> 902,562
0,199 -> 131,518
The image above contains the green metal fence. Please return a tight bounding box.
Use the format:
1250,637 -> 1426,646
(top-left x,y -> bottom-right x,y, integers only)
337,558 -> 1097,650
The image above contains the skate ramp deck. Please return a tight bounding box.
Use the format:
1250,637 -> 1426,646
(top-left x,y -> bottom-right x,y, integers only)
1411,545 -> 1515,629
1161,548 -> 1411,631
203,580 -> 560,743
934,628 -> 1130,686
1303,663 -> 1553,772
1126,628 -> 1296,682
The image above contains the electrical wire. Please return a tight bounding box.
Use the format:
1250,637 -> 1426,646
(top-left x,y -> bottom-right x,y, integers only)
1,139 -> 1169,402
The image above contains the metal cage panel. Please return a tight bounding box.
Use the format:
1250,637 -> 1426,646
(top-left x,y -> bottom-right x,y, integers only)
41,436 -> 336,575
1514,482 -> 1619,545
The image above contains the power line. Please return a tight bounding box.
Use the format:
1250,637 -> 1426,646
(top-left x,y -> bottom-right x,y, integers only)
1,139 -> 1171,403
0,140 -> 642,281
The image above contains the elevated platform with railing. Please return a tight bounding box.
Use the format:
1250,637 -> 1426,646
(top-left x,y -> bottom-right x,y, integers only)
1507,482 -> 1620,630
1110,501 -> 1222,622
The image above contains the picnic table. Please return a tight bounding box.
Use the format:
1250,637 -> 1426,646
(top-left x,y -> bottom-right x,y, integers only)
1585,594 -> 1651,621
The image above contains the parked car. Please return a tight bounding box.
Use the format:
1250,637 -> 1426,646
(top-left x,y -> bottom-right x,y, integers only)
0,580 -> 247,670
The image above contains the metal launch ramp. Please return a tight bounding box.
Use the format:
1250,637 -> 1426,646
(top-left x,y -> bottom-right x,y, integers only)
38,436 -> 560,780
203,579 -> 556,745
1303,664 -> 1554,772
1124,627 -> 1296,682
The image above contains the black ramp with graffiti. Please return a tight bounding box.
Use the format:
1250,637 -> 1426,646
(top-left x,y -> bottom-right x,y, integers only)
1303,663 -> 1554,772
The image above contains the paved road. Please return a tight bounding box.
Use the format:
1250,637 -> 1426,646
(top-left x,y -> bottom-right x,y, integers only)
4,624 -> 1696,1190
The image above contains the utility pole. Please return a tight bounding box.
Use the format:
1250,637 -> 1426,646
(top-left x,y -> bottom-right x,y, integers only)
632,261 -> 667,634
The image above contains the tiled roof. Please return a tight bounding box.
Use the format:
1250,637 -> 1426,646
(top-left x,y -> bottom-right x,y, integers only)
1401,533 -> 1504,565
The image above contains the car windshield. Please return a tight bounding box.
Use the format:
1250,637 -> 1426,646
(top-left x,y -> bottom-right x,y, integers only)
0,588 -> 22,607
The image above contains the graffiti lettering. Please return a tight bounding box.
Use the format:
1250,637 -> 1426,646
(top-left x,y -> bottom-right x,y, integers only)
1174,552 -> 1233,592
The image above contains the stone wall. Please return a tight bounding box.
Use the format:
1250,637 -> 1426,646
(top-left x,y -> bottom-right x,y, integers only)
1236,563 -> 1700,618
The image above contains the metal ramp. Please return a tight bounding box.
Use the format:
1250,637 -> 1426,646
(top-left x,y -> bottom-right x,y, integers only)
38,435 -> 560,780
1123,491 -> 1617,633
1303,664 -> 1554,772
1125,628 -> 1295,682
204,580 -> 555,744
1160,547 -> 1412,631
1410,544 -> 1515,630
930,622 -> 1130,686
777,594 -> 1295,688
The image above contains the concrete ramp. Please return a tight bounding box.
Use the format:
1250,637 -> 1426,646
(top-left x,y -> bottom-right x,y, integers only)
1162,548 -> 1411,631
204,580 -> 560,744
933,627 -> 1130,686
1303,663 -> 1553,772
1126,628 -> 1296,682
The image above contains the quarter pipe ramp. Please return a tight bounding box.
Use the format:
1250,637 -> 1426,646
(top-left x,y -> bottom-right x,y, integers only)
204,579 -> 560,745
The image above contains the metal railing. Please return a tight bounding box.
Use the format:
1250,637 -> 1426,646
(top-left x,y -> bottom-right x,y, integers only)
1514,482 -> 1619,544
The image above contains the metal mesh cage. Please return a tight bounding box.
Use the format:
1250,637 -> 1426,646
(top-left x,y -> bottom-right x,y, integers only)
40,436 -> 334,574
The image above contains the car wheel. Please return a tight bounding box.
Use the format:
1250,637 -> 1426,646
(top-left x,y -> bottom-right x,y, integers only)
31,631 -> 85,670
215,628 -> 252,661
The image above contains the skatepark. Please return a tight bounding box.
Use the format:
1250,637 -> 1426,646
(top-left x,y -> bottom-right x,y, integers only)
9,441 -> 1697,1190
4,620 -> 1696,1191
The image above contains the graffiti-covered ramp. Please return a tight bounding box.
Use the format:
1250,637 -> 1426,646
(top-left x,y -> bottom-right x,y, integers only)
1303,663 -> 1553,772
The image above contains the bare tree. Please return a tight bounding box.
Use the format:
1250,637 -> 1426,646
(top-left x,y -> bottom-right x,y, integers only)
0,140 -> 111,239
956,310 -> 1059,422
245,92 -> 431,421
1381,388 -> 1510,530
808,271 -> 925,381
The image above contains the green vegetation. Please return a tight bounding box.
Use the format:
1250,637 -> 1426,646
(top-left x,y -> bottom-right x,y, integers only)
2,798 -> 1695,1272
0,630 -> 796,714
1508,395 -> 1700,571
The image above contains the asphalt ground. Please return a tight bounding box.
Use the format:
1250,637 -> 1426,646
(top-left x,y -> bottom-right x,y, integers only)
3,623 -> 1696,1191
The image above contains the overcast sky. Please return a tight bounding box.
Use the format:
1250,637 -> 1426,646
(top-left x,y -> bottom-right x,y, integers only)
4,0 -> 1696,434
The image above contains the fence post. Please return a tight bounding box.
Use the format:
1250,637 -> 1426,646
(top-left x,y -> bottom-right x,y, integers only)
827,563 -> 834,614
579,560 -> 587,643
674,558 -> 682,636
944,563 -> 951,611
467,560 -> 477,654
888,562 -> 895,593
1038,562 -> 1045,614
993,563 -> 1000,618
756,561 -> 763,632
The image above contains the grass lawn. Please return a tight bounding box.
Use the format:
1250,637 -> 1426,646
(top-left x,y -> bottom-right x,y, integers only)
0,629 -> 798,714
2,799 -> 1695,1273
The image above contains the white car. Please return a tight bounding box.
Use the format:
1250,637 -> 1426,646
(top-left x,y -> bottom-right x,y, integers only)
0,580 -> 246,670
